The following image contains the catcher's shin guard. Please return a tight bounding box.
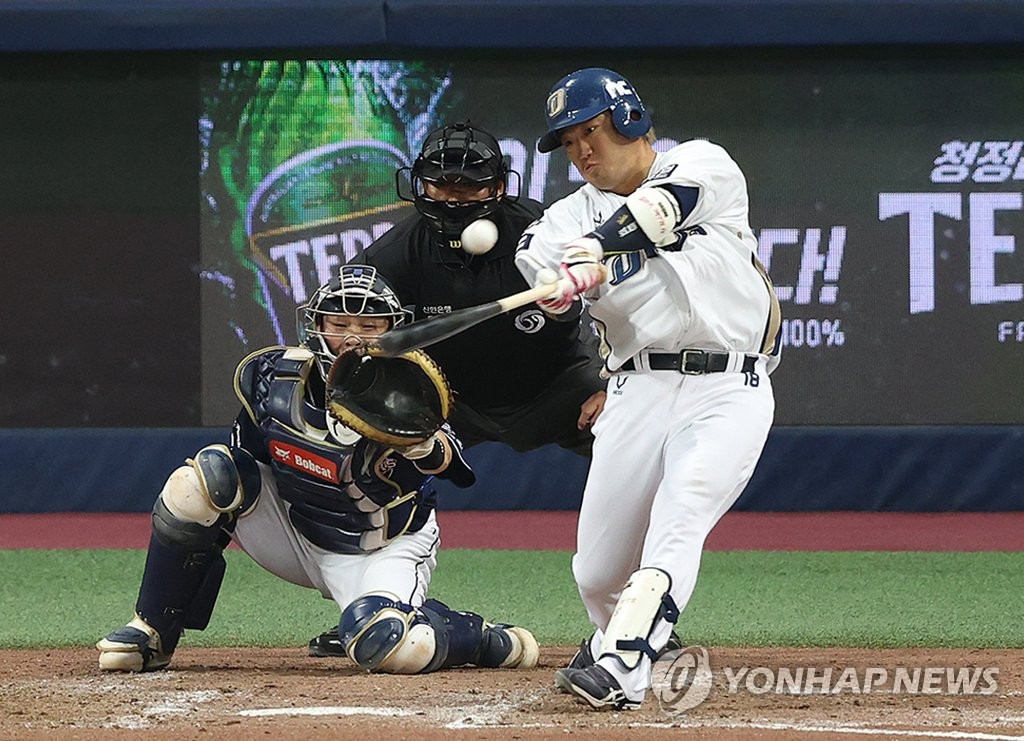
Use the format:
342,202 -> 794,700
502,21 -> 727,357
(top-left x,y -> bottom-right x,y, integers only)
129,525 -> 227,660
338,595 -> 539,674
419,599 -> 539,670
477,624 -> 540,669
339,594 -> 437,674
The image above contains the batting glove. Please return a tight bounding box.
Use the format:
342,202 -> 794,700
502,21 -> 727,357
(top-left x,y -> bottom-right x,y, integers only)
537,237 -> 606,315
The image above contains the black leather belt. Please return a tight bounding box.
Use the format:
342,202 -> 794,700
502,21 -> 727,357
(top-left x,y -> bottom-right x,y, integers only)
619,350 -> 757,374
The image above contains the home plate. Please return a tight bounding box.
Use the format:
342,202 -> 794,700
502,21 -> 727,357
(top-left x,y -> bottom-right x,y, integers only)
240,706 -> 416,718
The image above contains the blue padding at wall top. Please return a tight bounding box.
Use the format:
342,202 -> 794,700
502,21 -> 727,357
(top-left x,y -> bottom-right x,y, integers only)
2,0 -> 1024,52
0,426 -> 1020,513
384,0 -> 1024,49
0,428 -> 224,513
0,1 -> 385,52
735,426 -> 1024,512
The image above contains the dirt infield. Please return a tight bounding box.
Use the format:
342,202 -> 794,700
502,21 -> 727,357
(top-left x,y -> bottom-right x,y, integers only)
4,513 -> 1022,738
2,646 -> 1022,740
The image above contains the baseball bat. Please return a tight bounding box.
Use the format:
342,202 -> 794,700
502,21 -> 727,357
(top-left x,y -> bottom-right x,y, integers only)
373,280 -> 564,357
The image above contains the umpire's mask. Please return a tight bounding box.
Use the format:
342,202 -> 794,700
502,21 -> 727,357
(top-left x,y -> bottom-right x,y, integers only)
397,121 -> 518,237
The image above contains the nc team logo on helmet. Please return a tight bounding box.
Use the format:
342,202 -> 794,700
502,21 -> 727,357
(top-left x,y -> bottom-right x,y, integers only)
605,78 -> 635,99
546,88 -> 567,120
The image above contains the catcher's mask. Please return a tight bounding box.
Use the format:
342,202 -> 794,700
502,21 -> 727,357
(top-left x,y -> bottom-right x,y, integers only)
397,121 -> 519,237
298,265 -> 412,380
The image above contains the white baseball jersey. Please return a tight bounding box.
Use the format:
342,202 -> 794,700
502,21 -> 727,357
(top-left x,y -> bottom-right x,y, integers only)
518,138 -> 779,703
516,139 -> 779,371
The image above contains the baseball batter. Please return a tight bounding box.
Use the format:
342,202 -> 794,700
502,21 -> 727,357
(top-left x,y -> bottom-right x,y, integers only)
515,68 -> 781,710
96,265 -> 538,675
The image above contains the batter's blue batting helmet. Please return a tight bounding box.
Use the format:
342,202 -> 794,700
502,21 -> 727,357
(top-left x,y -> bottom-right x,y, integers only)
537,67 -> 651,153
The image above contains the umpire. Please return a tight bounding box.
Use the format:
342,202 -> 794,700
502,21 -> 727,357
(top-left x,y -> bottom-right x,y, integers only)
352,121 -> 606,454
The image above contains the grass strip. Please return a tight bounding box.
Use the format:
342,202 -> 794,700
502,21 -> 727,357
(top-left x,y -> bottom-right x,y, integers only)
0,550 -> 1020,649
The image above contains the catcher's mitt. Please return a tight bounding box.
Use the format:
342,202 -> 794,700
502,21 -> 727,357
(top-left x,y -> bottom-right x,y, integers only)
326,346 -> 452,446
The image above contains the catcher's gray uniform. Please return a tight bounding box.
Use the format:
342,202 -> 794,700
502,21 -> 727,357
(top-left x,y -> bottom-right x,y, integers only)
96,265 -> 538,675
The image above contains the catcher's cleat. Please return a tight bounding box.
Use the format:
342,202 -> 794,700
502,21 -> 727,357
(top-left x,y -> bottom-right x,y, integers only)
477,624 -> 540,669
96,614 -> 172,672
554,665 -> 642,711
308,625 -> 345,658
564,630 -> 684,672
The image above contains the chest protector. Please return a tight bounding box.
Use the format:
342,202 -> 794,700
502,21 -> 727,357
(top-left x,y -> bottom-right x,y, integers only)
239,347 -> 434,554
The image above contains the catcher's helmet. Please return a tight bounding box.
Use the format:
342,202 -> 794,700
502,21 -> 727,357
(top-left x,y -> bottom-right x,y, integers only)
537,67 -> 651,153
298,265 -> 411,379
398,121 -> 513,236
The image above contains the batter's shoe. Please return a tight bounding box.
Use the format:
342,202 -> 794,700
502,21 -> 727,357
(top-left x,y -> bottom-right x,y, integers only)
554,665 -> 642,710
567,638 -> 594,670
308,625 -> 345,658
566,630 -> 685,670
476,624 -> 540,669
96,614 -> 172,672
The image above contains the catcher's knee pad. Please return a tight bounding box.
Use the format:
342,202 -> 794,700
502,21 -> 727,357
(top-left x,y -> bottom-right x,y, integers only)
158,445 -> 261,529
190,445 -> 247,511
152,494 -> 223,551
339,594 -> 437,674
598,568 -> 680,671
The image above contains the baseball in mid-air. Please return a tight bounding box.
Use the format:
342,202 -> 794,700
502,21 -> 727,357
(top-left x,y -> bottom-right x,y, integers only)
460,218 -> 499,255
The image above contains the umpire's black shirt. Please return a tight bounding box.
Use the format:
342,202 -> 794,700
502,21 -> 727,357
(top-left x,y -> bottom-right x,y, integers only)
352,198 -> 596,410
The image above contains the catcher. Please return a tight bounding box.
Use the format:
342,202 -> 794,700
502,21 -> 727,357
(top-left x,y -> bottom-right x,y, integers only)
96,264 -> 539,674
